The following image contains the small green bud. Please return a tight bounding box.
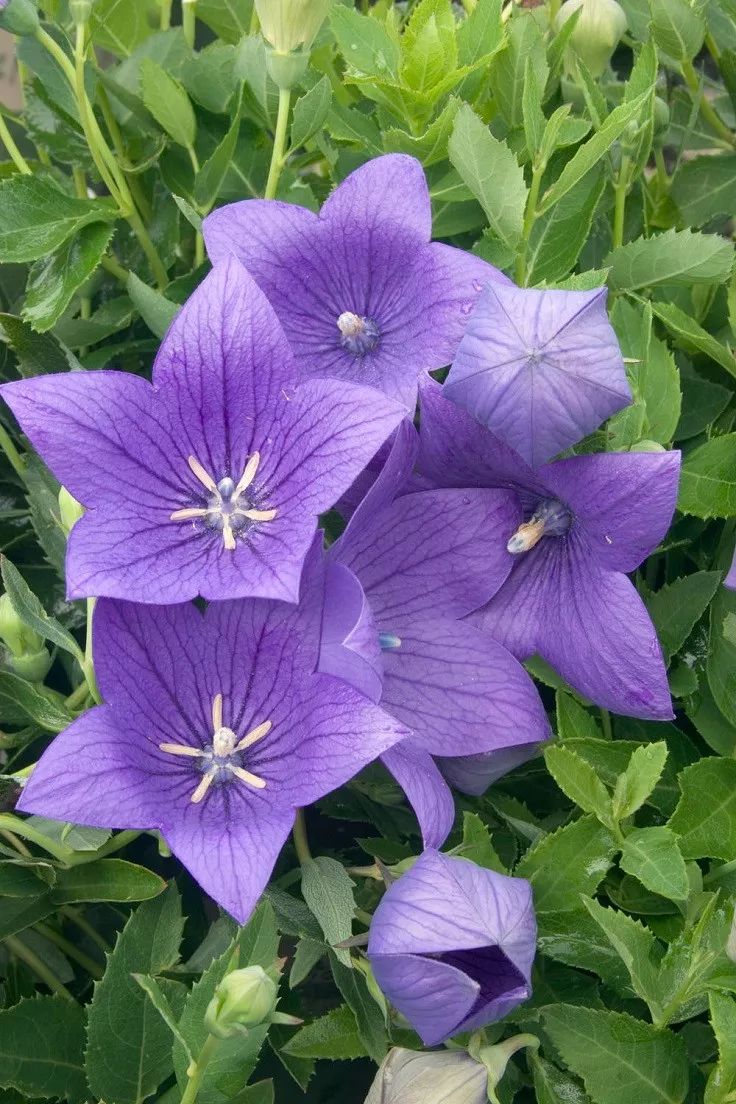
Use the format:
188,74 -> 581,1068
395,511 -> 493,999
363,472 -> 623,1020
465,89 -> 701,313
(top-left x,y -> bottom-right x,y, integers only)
555,0 -> 627,78
58,487 -> 85,536
0,0 -> 40,35
653,96 -> 670,137
264,46 -> 310,91
631,439 -> 667,452
0,593 -> 51,682
69,0 -> 94,24
203,966 -> 277,1038
255,0 -> 331,55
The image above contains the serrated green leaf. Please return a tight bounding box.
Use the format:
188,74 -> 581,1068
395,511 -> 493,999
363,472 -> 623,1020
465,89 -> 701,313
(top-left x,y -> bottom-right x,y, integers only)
649,0 -> 705,60
448,103 -> 527,253
645,572 -> 721,661
581,896 -> 664,1011
606,228 -> 734,290
705,992 -> 736,1104
289,937 -> 325,989
382,96 -> 460,166
671,154 -> 736,226
709,581 -> 736,728
668,757 -> 736,860
133,974 -> 193,1064
90,0 -> 159,56
612,743 -> 669,820
1,557 -> 82,662
0,313 -> 81,377
0,176 -> 116,264
527,167 -> 604,284
282,1005 -> 367,1060
522,56 -> 545,159
22,222 -> 113,333
126,272 -> 178,339
489,12 -> 547,130
456,0 -> 503,66
301,856 -> 356,968
516,815 -> 616,911
533,1055 -> 591,1104
181,41 -> 238,114
0,996 -> 86,1103
652,301 -> 736,380
556,691 -> 601,741
329,6 -> 400,79
536,907 -> 637,990
544,744 -> 612,821
679,434 -> 736,519
454,810 -> 506,873
194,86 -> 244,210
139,59 -> 196,149
543,1005 -> 689,1104
620,827 -> 689,901
196,0 -> 253,43
86,886 -> 185,1104
329,953 -> 387,1065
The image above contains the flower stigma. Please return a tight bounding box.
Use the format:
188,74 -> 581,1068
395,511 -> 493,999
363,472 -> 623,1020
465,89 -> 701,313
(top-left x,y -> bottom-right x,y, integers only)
170,452 -> 277,550
337,311 -> 380,356
507,498 -> 571,555
378,631 -> 402,651
159,693 -> 272,804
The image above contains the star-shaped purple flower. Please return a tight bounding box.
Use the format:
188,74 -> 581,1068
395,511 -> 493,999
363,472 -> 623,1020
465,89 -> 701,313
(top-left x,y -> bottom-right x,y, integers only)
17,593 -> 406,923
445,284 -> 631,468
368,850 -> 536,1046
315,421 -> 549,848
417,378 -> 680,719
202,155 -> 509,409
1,258 -> 404,604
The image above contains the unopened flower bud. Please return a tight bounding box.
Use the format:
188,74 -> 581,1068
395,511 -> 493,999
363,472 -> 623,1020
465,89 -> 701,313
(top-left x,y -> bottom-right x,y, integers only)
632,439 -> 667,453
255,0 -> 331,55
203,966 -> 277,1038
264,46 -> 310,90
58,487 -> 85,536
653,96 -> 670,139
69,0 -> 94,23
0,0 -> 39,34
555,0 -> 627,78
0,593 -> 51,682
364,1047 -> 487,1104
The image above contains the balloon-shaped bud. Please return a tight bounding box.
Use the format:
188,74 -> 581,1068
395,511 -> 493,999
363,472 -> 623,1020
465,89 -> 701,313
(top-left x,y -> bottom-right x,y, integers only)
0,0 -> 39,34
255,0 -> 331,55
632,440 -> 667,453
556,0 -> 627,78
364,1047 -> 488,1104
0,593 -> 51,681
204,966 -> 277,1039
69,0 -> 94,23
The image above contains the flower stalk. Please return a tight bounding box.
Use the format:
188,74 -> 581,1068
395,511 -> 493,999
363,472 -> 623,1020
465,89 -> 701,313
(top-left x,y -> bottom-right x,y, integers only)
264,86 -> 292,199
0,111 -> 31,174
180,1034 -> 220,1104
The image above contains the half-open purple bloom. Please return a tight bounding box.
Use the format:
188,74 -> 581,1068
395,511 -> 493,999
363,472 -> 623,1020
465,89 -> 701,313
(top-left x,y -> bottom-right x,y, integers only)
318,422 -> 550,847
203,155 -> 509,409
2,258 -> 403,604
368,850 -> 536,1045
418,378 -> 680,719
445,285 -> 631,468
17,594 -> 406,923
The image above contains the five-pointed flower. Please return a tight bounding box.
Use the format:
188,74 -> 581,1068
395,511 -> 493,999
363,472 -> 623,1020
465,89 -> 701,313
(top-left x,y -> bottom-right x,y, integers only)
203,154 -> 509,409
368,850 -> 536,1046
417,378 -> 680,719
16,595 -> 407,923
1,258 -> 404,604
445,284 -> 631,468
316,421 -> 550,848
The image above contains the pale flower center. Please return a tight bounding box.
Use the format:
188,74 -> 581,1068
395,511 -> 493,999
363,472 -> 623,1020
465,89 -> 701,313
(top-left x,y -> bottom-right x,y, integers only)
337,311 -> 380,356
159,693 -> 272,804
170,452 -> 277,550
507,498 -> 572,555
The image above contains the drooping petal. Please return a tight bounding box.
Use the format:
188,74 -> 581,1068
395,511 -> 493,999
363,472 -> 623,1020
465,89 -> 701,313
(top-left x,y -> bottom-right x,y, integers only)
319,562 -> 383,704
381,743 -> 456,849
440,743 -> 543,797
162,802 -> 294,924
478,534 -> 673,718
379,620 -> 550,757
338,418 -> 419,527
369,951 -> 480,1047
539,449 -> 682,572
333,488 -> 520,623
445,284 -> 630,468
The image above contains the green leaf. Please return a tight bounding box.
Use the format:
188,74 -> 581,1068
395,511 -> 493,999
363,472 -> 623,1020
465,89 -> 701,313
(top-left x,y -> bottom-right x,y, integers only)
289,937 -> 325,989
282,1005 -> 367,1060
516,815 -> 616,911
139,59 -> 196,149
522,56 -> 545,159
0,859 -> 55,896
0,176 -> 116,264
448,103 -> 527,256
456,0 -> 503,66
55,860 -> 166,904
606,228 -> 734,291
22,222 -> 113,333
454,810 -> 506,873
86,886 -> 185,1104
132,974 -> 193,1064
90,0 -> 159,56
489,13 -> 547,130
581,896 -> 664,1010
678,368 -> 732,440
0,672 -> 73,732
181,42 -> 238,114
556,691 -> 601,741
612,743 -> 669,820
383,97 -> 461,166
668,757 -> 736,860
0,996 -> 86,1103
301,856 -> 356,968
709,581 -> 736,729
196,0 -> 253,43
329,953 -> 387,1065
649,0 -> 705,61
194,87 -> 244,210
544,1005 -> 688,1104
126,272 -> 178,339
329,6 -> 400,79
705,992 -> 736,1104
645,572 -> 721,661
290,76 -> 332,151
544,744 -> 612,821
0,313 -> 81,377
671,154 -> 736,226
533,1055 -> 591,1104
538,88 -> 654,215
0,557 -> 82,662
678,434 -> 736,519
536,906 -> 634,989
527,167 -> 604,284
652,301 -> 736,380
619,827 -> 689,901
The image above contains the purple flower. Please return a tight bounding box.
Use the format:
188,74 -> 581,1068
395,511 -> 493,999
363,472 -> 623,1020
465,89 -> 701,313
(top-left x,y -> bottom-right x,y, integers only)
317,422 -> 550,847
368,850 -> 536,1045
202,155 -> 509,409
445,284 -> 631,468
17,593 -> 406,923
439,743 -> 542,797
726,551 -> 736,589
1,259 -> 403,605
417,378 -> 680,719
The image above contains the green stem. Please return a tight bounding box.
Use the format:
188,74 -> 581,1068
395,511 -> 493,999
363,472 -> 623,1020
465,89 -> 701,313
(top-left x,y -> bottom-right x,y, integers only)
81,596 -> 100,704
292,809 -> 312,865
705,30 -> 721,63
0,814 -> 74,862
264,86 -> 292,200
4,934 -> 74,998
65,680 -> 91,710
160,0 -> 173,30
100,253 -> 129,285
612,156 -> 630,249
654,146 -> 668,192
0,113 -> 31,174
62,907 -> 111,954
34,921 -> 103,979
96,82 -> 153,222
600,708 -> 613,740
0,827 -> 32,857
71,828 -> 140,864
681,58 -> 736,148
182,0 -> 197,48
0,423 -> 26,481
127,207 -> 169,289
515,164 -> 542,286
181,1034 -> 220,1104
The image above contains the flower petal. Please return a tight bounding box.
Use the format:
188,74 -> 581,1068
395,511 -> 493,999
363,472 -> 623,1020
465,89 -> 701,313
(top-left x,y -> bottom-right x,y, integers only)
320,154 -> 432,242
320,562 -> 383,704
427,241 -> 512,366
338,417 -> 419,527
369,952 -> 479,1046
440,743 -> 543,797
203,196 -> 319,270
381,743 -> 456,849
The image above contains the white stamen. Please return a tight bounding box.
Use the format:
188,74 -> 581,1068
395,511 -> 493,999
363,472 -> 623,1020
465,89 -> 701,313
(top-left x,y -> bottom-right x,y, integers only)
191,771 -> 216,803
235,451 -> 261,497
212,693 -> 223,732
229,764 -> 267,790
172,453 -> 276,550
507,518 -> 546,555
159,742 -> 202,757
236,719 -> 272,751
239,508 -> 278,522
170,507 -> 210,521
188,455 -> 218,493
337,311 -> 364,337
222,519 -> 236,551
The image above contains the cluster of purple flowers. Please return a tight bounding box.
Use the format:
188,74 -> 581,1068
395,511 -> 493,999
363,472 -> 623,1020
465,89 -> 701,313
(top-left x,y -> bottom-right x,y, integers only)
5,155 -> 680,1045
